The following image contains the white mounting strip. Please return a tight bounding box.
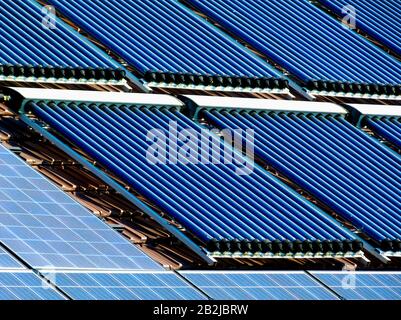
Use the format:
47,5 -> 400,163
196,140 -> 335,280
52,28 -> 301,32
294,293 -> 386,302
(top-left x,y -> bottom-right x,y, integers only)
37,269 -> 174,274
0,75 -> 127,86
184,95 -> 348,114
348,104 -> 401,117
208,251 -> 365,259
312,270 -> 401,275
179,270 -> 306,274
380,250 -> 401,257
148,82 -> 292,95
0,269 -> 33,273
308,90 -> 401,101
7,87 -> 183,107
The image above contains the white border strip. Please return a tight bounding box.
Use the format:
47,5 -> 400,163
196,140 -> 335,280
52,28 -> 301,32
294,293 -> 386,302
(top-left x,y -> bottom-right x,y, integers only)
7,87 -> 183,107
311,271 -> 401,275
184,95 -> 348,114
149,82 -> 292,95
179,270 -> 305,275
308,90 -> 401,101
348,104 -> 401,117
0,75 -> 127,86
0,269 -> 32,273
37,269 -> 175,274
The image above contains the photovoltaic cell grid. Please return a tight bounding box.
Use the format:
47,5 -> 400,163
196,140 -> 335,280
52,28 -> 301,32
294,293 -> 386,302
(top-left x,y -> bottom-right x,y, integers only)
42,271 -> 207,300
311,271 -> 401,300
0,143 -> 162,270
179,271 -> 338,300
0,246 -> 24,269
0,270 -> 65,300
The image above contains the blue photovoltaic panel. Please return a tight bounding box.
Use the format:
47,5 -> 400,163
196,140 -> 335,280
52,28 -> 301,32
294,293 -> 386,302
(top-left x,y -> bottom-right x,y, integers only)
0,143 -> 162,270
0,247 -> 24,269
0,0 -> 129,82
45,0 -> 287,89
187,0 -> 401,95
319,0 -> 401,56
0,270 -> 65,300
30,100 -> 360,256
311,271 -> 401,300
179,271 -> 338,300
204,108 -> 401,252
43,271 -> 207,300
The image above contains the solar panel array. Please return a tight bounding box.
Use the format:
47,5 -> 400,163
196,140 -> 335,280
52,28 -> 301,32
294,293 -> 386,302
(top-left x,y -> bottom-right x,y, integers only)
179,271 -> 338,300
0,0 -> 128,83
319,0 -> 401,56
203,104 -> 401,252
187,0 -> 401,95
41,271 -> 207,300
4,268 -> 400,300
0,143 -> 162,270
1,0 -> 401,300
0,270 -> 65,300
29,97 -> 359,257
311,271 -> 401,300
45,0 -> 287,90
